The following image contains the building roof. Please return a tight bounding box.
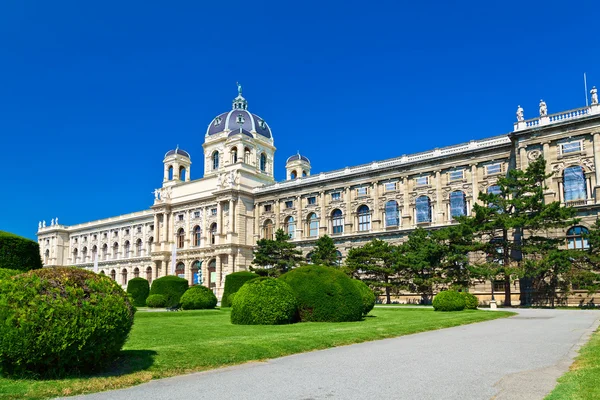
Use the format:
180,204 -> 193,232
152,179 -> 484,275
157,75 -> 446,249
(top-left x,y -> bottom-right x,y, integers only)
164,148 -> 191,158
286,153 -> 310,163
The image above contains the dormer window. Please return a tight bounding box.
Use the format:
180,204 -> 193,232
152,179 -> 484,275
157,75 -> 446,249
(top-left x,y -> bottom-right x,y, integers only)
236,114 -> 245,124
214,116 -> 222,126
259,119 -> 267,129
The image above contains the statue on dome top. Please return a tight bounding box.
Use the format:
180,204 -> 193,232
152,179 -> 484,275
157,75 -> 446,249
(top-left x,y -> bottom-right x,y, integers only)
236,82 -> 242,96
591,86 -> 598,105
516,105 -> 524,121
539,99 -> 547,117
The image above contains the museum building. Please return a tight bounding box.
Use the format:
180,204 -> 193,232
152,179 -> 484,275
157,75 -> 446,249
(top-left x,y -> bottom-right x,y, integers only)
37,86 -> 600,304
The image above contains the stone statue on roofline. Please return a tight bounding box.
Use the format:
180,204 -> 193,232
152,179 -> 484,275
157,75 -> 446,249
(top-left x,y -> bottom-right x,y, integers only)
51,218 -> 55,226
539,99 -> 547,117
591,86 -> 598,105
516,105 -> 524,121
42,220 -> 46,228
38,221 -> 42,230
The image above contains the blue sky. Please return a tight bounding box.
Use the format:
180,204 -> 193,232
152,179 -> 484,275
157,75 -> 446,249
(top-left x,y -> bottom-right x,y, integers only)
1,0 -> 598,239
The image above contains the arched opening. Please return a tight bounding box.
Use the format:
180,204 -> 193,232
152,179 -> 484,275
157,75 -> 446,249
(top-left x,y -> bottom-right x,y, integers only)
290,170 -> 297,180
72,248 -> 78,264
102,244 -> 108,260
82,246 -> 88,262
284,216 -> 295,239
44,249 -> 49,264
231,147 -> 238,164
212,151 -> 220,170
177,228 -> 185,249
260,153 -> 267,172
112,242 -> 119,260
336,250 -> 343,266
358,205 -> 371,231
210,223 -> 217,245
416,196 -> 432,223
385,200 -> 399,227
450,191 -> 467,219
146,266 -> 152,283
244,147 -> 251,164
567,226 -> 590,249
175,262 -> 185,278
179,166 -> 186,181
193,225 -> 201,246
124,240 -> 130,258
564,166 -> 587,202
308,213 -> 319,237
332,209 -> 344,234
134,267 -> 139,278
148,236 -> 154,253
191,260 -> 202,285
302,170 -> 307,177
110,269 -> 116,280
136,239 -> 143,256
99,270 -> 105,276
208,259 -> 217,289
121,268 -> 128,285
168,165 -> 174,180
263,219 -> 274,240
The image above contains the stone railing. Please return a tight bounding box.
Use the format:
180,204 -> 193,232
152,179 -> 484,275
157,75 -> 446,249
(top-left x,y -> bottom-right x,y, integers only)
514,105 -> 600,132
255,135 -> 511,194
39,210 -> 155,233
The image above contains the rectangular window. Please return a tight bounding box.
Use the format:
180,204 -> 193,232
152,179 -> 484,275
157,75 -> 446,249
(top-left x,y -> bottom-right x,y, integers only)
93,234 -> 97,240
194,211 -> 200,218
137,226 -> 142,233
125,229 -> 130,235
415,176 -> 428,186
210,208 -> 217,216
177,214 -> 184,221
486,163 -> 502,175
356,187 -> 368,197
285,200 -> 293,209
150,225 -> 154,231
562,141 -> 582,154
449,170 -> 464,181
74,238 -> 78,244
307,197 -> 316,205
264,204 -> 272,212
493,281 -> 505,292
331,192 -> 341,201
385,182 -> 396,191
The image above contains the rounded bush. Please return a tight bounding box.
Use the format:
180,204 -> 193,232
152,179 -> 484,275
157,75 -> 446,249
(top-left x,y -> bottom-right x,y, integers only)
0,267 -> 135,377
279,265 -> 363,322
231,277 -> 297,325
221,271 -> 259,307
146,294 -> 167,308
126,277 -> 150,307
0,231 -> 42,271
149,276 -> 188,307
180,286 -> 217,310
433,290 -> 466,311
0,268 -> 22,280
352,279 -> 376,316
461,292 -> 479,310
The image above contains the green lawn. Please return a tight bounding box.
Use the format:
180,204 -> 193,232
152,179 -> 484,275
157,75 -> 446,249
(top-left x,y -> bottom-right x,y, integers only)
0,308 -> 513,400
546,328 -> 600,400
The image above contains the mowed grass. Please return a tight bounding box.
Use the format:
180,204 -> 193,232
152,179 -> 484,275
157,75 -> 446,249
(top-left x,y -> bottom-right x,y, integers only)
546,327 -> 600,400
0,308 -> 513,400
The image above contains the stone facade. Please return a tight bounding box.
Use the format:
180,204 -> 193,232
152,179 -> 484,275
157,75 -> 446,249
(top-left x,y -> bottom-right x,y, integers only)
37,88 -> 600,304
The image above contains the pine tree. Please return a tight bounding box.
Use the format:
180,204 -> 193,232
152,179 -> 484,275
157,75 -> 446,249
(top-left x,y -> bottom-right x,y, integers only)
310,235 -> 339,267
251,229 -> 303,277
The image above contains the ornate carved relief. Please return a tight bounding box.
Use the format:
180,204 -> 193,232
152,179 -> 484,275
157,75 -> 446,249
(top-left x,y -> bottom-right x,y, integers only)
527,149 -> 542,161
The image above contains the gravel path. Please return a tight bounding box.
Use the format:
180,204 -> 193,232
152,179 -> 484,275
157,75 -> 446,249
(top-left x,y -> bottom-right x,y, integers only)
64,309 -> 599,400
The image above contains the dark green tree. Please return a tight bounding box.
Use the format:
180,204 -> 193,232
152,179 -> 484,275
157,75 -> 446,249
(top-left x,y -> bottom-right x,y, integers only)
310,235 -> 339,267
431,224 -> 478,291
251,229 -> 303,277
0,231 -> 43,271
345,238 -> 398,304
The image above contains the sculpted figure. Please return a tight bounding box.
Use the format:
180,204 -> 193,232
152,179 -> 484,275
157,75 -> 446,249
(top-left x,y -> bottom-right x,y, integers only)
539,99 -> 547,116
154,188 -> 160,200
591,87 -> 598,105
42,220 -> 46,228
51,218 -> 55,226
55,217 -> 58,225
516,105 -> 524,121
38,221 -> 42,230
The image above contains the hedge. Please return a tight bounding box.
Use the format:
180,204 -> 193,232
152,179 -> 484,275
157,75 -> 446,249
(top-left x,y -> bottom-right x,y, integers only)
149,276 -> 189,307
0,267 -> 135,377
126,277 -> 150,307
279,265 -> 363,322
180,286 -> 218,310
146,294 -> 168,308
221,271 -> 259,307
461,292 -> 479,310
0,268 -> 22,280
352,279 -> 376,316
0,231 -> 43,271
433,290 -> 466,311
231,277 -> 297,325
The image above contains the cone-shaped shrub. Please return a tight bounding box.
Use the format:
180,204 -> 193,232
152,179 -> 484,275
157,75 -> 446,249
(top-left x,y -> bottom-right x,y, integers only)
221,271 -> 259,307
280,265 -> 363,322
433,290 -> 466,311
231,277 -> 297,325
352,279 -> 376,316
180,286 -> 218,310
0,267 -> 135,377
149,276 -> 188,307
126,277 -> 150,307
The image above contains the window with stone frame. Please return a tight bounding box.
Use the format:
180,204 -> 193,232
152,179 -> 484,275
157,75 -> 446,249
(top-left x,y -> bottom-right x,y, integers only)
448,169 -> 464,182
560,141 -> 582,155
332,209 -> 344,234
486,163 -> 502,175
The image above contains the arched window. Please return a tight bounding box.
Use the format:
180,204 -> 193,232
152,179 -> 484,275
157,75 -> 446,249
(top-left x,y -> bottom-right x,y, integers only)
192,260 -> 202,285
110,269 -> 116,280
332,209 -> 344,234
193,225 -> 201,246
208,259 -> 217,288
416,196 -> 432,223
175,262 -> 185,278
72,248 -> 78,264
260,153 -> 267,172
133,267 -> 139,278
385,201 -> 399,227
564,166 -> 587,202
244,147 -> 251,164
91,245 -> 97,261
148,236 -> 154,253
231,147 -> 238,164
168,165 -> 174,180
81,246 -> 87,262
124,240 -> 130,258
302,170 -> 307,177
44,249 -> 49,264
102,244 -> 108,260
146,266 -> 152,283
136,239 -> 142,256
336,250 -> 343,266
308,213 -> 319,237
112,242 -> 119,260
121,269 -> 128,285
284,216 -> 296,239
263,219 -> 274,240
99,270 -> 105,276
306,252 -> 314,264
358,205 -> 371,231
450,191 -> 467,219
210,223 -> 217,245
177,228 -> 185,249
290,170 -> 297,179
567,226 -> 590,249
212,151 -> 219,170
179,166 -> 186,181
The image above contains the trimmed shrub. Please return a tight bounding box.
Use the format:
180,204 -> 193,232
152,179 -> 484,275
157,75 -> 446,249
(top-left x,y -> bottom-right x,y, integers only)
352,279 -> 376,316
0,231 -> 43,271
0,267 -> 135,377
146,294 -> 167,308
221,271 -> 259,307
228,292 -> 236,305
231,277 -> 297,325
433,290 -> 466,311
280,265 -> 363,322
149,276 -> 188,307
180,286 -> 217,310
461,292 -> 479,310
127,277 -> 150,307
0,268 -> 22,279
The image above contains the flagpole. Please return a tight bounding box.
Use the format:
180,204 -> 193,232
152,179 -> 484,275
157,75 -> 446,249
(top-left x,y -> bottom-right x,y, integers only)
585,73 -> 589,107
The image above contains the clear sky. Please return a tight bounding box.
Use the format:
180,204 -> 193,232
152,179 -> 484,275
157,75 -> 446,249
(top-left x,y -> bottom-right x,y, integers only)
1,0 -> 599,240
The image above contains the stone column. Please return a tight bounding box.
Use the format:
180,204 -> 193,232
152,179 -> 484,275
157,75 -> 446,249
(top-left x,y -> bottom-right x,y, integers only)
319,191 -> 326,234
254,201 -> 260,243
471,164 -> 479,206
184,210 -> 190,249
345,187 -> 353,233
228,199 -> 235,235
295,195 -> 303,239
216,201 -> 222,235
519,146 -> 528,171
401,178 -> 410,226
274,199 -> 280,231
542,141 -> 555,202
593,133 -> 600,201
372,182 -> 380,231
435,170 -> 442,224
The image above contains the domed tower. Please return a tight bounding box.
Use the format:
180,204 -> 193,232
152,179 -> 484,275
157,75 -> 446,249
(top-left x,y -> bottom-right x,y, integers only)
163,147 -> 191,186
286,153 -> 311,180
203,84 -> 275,184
